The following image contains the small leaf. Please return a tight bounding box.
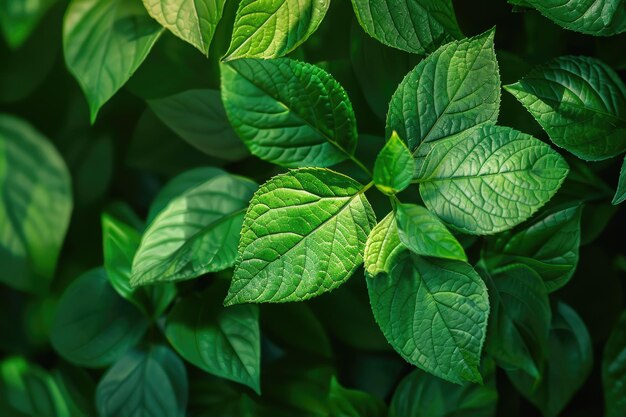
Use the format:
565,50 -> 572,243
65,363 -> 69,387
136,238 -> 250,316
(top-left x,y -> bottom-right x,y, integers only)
329,376 -> 387,417
603,311 -> 626,417
224,0 -> 330,60
0,0 -> 57,49
613,156 -> 626,205
363,212 -> 403,276
226,168 -> 376,305
395,203 -> 466,261
373,132 -> 413,195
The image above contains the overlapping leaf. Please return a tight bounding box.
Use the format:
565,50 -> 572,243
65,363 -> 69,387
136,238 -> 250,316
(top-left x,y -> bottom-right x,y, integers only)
603,311 -> 626,417
373,132 -> 413,195
363,212 -> 403,276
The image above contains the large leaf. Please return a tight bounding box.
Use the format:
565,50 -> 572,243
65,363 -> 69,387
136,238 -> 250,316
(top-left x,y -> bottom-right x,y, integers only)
225,168 -> 376,305
0,114 -> 72,293
224,0 -> 330,60
505,56 -> 626,161
351,0 -> 462,55
50,268 -> 148,368
417,125 -> 569,235
0,0 -> 57,49
165,286 -> 261,393
221,58 -> 358,168
95,346 -> 187,417
367,251 -> 490,384
363,212 -> 403,276
372,131 -> 413,195
63,0 -> 163,122
603,311 -> 626,417
614,156 -> 626,205
142,0 -> 226,55
131,170 -> 258,286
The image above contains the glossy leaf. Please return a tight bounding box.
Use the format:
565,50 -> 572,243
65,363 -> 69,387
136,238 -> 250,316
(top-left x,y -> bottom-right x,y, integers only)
0,0 -> 57,49
603,311 -> 626,417
226,168 -> 376,305
613,156 -> 626,205
373,132 -> 413,195
523,0 -> 626,35
363,212 -> 403,276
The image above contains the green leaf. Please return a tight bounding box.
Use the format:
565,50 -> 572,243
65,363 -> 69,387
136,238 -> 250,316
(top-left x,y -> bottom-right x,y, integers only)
613,156 -> 626,205
363,212 -> 403,276
51,365 -> 97,417
131,170 -> 258,286
165,285 -> 261,393
148,89 -> 249,161
603,311 -> 626,417
226,168 -> 376,305
224,0 -> 330,60
523,0 -> 626,35
63,0 -> 163,122
386,29 -> 500,158
0,114 -> 72,293
395,203 -> 467,261
329,377 -> 387,417
417,125 -> 569,235
373,132 -> 413,195
505,56 -> 626,161
221,58 -> 358,168
482,204 -> 583,291
0,0 -> 57,49
367,252 -> 490,384
142,0 -> 226,55
350,0 -> 462,55
51,268 -> 148,368
95,346 -> 187,417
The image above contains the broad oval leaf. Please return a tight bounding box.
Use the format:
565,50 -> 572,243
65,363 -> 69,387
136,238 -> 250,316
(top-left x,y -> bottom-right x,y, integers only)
373,132 -> 413,195
226,168 -> 376,305
417,125 -> 569,235
0,114 -> 72,293
351,0 -> 462,55
603,311 -> 626,417
95,346 -> 187,417
165,285 -> 261,393
367,252 -> 490,384
131,170 -> 258,286
63,0 -> 163,122
363,212 -> 403,276
221,58 -> 358,168
614,156 -> 626,205
224,0 -> 330,60
51,268 -> 148,368
505,56 -> 626,161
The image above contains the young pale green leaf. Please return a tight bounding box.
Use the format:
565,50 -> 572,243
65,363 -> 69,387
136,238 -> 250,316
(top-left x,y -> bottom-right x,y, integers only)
221,58 -> 357,168
224,0 -> 330,60
165,286 -> 261,393
351,0 -> 462,55
131,171 -> 258,286
148,89 -> 248,161
395,203 -> 467,261
63,0 -> 163,122
373,132 -> 413,195
0,0 -> 57,49
603,311 -> 626,417
417,125 -> 569,235
386,29 -> 500,157
329,376 -> 387,417
367,252 -> 490,384
483,204 -> 583,292
50,268 -> 148,368
363,212 -> 403,276
142,0 -> 226,55
505,56 -> 626,161
95,346 -> 187,417
613,156 -> 626,205
226,168 -> 376,305
0,114 -> 72,293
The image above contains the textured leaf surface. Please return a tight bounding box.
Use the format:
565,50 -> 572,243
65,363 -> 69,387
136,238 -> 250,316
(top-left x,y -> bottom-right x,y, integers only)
0,114 -> 72,292
524,0 -> 626,35
63,0 -> 163,122
603,311 -> 626,417
505,56 -> 626,161
224,0 -> 330,59
351,0 -> 462,54
0,0 -> 57,49
367,252 -> 490,384
373,132 -> 413,195
614,156 -> 626,205
226,168 -> 376,305
364,212 -> 403,276
417,125 -> 569,235
221,58 -> 357,167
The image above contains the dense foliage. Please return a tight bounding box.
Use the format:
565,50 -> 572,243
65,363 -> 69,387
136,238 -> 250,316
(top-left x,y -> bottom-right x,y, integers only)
1,0 -> 626,416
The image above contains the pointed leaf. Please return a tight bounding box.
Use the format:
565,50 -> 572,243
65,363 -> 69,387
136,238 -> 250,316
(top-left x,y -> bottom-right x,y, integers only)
329,376 -> 387,417
523,0 -> 626,35
0,0 -> 57,49
373,132 -> 413,195
613,156 -> 626,205
363,212 -> 403,276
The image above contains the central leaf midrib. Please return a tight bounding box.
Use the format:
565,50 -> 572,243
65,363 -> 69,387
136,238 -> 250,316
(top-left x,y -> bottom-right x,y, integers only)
420,165 -> 564,182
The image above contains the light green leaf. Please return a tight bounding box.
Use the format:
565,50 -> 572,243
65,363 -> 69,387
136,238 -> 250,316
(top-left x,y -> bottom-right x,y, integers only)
224,0 -> 330,60
613,156 -> 626,205
386,29 -> 500,158
363,212 -> 403,277
95,346 -> 187,417
417,125 -> 569,235
148,89 -> 248,161
50,268 -> 148,368
395,203 -> 466,261
523,0 -> 626,35
373,132 -> 413,195
226,168 -> 376,305
221,58 -> 357,168
329,376 -> 387,417
142,0 -> 226,55
165,286 -> 261,393
63,0 -> 163,122
505,56 -> 626,161
351,0 -> 462,55
0,114 -> 72,293
603,311 -> 626,417
0,0 -> 57,49
367,252 -> 490,384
